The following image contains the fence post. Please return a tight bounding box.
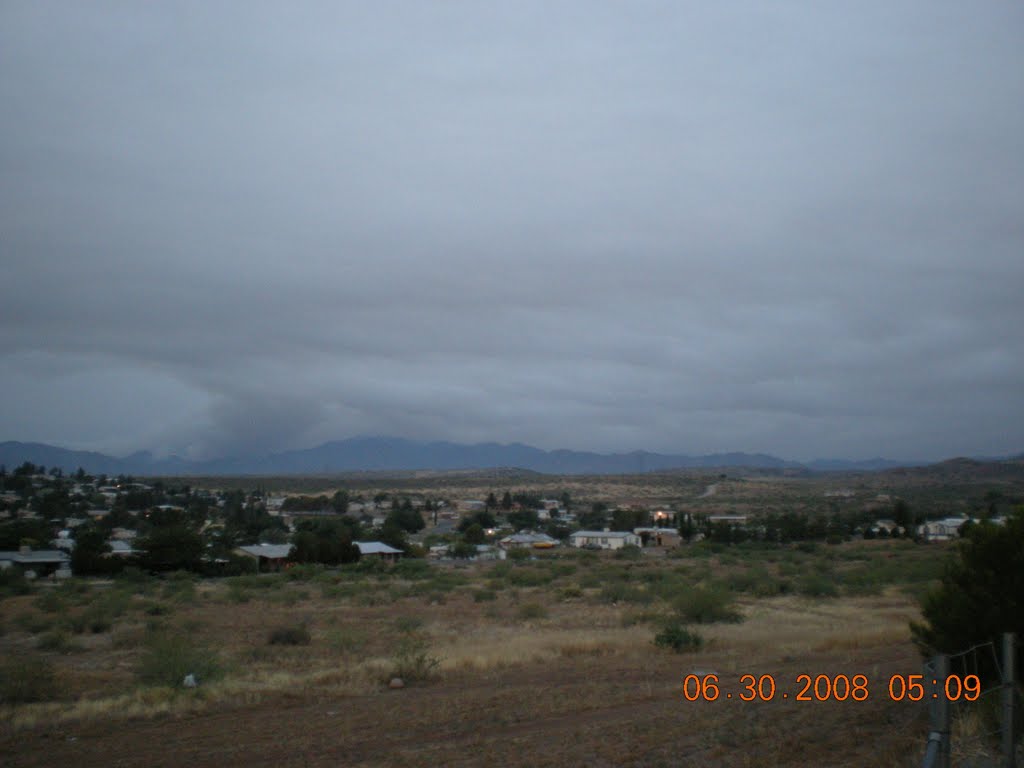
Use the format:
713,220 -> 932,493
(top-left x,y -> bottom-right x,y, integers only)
926,654 -> 951,768
1004,633 -> 1016,768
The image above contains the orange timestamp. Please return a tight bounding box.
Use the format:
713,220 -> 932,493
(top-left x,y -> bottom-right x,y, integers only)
681,673 -> 982,703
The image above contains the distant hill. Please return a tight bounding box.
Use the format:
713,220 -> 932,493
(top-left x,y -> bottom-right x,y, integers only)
805,457 -> 926,472
0,437 -> 1004,477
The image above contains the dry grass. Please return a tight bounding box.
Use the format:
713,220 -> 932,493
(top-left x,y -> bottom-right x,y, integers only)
0,539 -> 952,767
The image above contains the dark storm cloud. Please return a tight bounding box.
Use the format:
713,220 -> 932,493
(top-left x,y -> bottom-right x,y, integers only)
1,2 -> 1022,461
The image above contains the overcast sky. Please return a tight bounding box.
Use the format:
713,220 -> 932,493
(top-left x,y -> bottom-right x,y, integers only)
1,2 -> 1022,463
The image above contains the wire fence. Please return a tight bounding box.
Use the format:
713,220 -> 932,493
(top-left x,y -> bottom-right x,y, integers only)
922,633 -> 1019,768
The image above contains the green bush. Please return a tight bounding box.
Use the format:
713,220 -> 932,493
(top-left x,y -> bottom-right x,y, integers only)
36,630 -> 83,653
614,545 -> 643,560
393,559 -> 432,580
136,633 -> 223,688
796,574 -> 839,598
598,582 -> 653,605
516,602 -> 547,621
388,631 -> 441,683
0,568 -> 32,598
0,653 -> 57,704
327,627 -> 366,654
473,589 -> 498,602
507,568 -> 555,587
34,590 -> 66,613
558,586 -> 584,601
912,510 -> 1024,683
268,625 -> 311,646
673,586 -> 741,624
621,609 -> 664,627
284,564 -> 322,582
654,622 -> 704,653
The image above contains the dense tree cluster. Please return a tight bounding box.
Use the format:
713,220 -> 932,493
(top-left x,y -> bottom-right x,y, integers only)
912,507 -> 1024,682
289,519 -> 361,565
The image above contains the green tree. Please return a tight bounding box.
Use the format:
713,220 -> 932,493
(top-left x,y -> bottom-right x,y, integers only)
678,513 -> 696,543
892,499 -> 914,537
463,523 -> 486,545
501,491 -> 513,510
911,508 -> 1024,682
450,541 -> 478,559
289,519 -> 361,565
612,508 -> 650,532
0,519 -> 52,549
138,525 -> 204,572
379,520 -> 409,553
579,503 -> 608,530
507,509 -> 539,531
386,505 -> 425,534
458,510 -> 495,532
70,527 -> 116,576
485,492 -> 498,511
331,490 -> 349,514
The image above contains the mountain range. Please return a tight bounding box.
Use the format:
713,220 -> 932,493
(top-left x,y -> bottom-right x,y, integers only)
0,437 -> 937,476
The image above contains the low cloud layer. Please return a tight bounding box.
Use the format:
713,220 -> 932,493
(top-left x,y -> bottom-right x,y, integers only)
2,2 -> 1022,462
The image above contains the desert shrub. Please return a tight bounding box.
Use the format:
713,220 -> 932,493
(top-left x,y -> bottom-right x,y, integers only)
425,571 -> 468,592
226,574 -> 284,591
516,602 -> 547,621
36,630 -> 83,653
18,612 -> 58,635
321,582 -> 360,600
354,590 -> 390,606
547,562 -> 578,578
752,576 -> 791,598
573,550 -> 598,565
507,568 -> 554,588
327,627 -> 366,654
355,557 -> 390,576
506,547 -> 531,562
473,589 -> 497,602
599,582 -> 652,605
837,570 -> 883,596
622,609 -> 664,627
0,568 -> 32,598
388,630 -> 441,683
35,590 -> 66,613
394,616 -> 423,633
726,567 -> 784,596
226,586 -> 252,604
284,564 -> 322,582
393,559 -> 432,580
654,622 -> 704,653
144,601 -> 172,616
558,585 -> 583,601
0,654 -> 57,704
673,586 -> 741,624
796,574 -> 839,598
71,606 -> 114,638
268,625 -> 311,646
161,575 -> 197,603
614,545 -> 643,560
137,633 -> 223,688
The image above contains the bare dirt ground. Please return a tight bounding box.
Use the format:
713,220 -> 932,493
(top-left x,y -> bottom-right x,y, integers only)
2,644 -> 927,768
1,577 -> 934,768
